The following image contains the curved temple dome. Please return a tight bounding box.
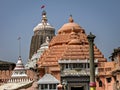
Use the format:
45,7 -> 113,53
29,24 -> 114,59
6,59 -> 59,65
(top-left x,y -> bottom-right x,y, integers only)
33,10 -> 55,32
58,15 -> 83,34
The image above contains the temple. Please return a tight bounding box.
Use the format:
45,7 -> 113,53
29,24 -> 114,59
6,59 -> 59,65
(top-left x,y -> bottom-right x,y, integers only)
0,9 -> 120,90
29,10 -> 55,59
9,56 -> 29,81
37,15 -> 106,90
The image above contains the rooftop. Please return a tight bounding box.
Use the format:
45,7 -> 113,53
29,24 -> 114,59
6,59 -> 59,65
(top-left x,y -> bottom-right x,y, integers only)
0,81 -> 33,90
38,74 -> 60,84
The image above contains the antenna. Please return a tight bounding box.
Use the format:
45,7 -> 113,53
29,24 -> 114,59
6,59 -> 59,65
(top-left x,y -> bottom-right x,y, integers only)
18,37 -> 21,57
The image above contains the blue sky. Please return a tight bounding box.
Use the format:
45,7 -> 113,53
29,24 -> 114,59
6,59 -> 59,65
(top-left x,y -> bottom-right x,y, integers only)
0,0 -> 120,63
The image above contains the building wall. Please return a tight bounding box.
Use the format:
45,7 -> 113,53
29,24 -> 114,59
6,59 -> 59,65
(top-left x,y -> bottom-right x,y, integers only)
0,70 -> 12,85
26,69 -> 36,80
96,76 -> 105,90
96,61 -> 115,90
0,69 -> 35,85
105,76 -> 115,90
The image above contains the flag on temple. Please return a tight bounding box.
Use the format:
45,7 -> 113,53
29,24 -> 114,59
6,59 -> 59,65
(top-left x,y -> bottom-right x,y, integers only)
18,37 -> 21,40
41,5 -> 45,9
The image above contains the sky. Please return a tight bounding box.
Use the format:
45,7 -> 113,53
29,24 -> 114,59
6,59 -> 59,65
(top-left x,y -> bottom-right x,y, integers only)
0,0 -> 120,64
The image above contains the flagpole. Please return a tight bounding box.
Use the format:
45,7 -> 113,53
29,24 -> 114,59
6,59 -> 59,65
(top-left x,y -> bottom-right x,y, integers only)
18,37 -> 21,57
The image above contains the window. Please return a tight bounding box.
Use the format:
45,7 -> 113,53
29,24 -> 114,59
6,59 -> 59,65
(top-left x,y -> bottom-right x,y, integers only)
15,72 -> 18,74
87,63 -> 90,68
65,64 -> 69,69
99,80 -> 102,87
79,64 -> 83,68
95,64 -> 98,68
49,84 -> 56,89
41,84 -> 48,89
73,64 -> 83,68
69,64 -> 72,69
105,68 -> 111,71
98,68 -> 104,72
106,77 -> 112,83
20,72 -> 23,74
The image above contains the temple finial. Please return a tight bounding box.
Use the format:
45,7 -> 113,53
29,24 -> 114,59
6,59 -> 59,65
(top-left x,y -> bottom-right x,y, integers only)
69,15 -> 74,23
42,10 -> 47,24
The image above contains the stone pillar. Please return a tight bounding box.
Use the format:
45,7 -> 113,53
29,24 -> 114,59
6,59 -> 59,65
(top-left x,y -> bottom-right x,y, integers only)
87,32 -> 96,90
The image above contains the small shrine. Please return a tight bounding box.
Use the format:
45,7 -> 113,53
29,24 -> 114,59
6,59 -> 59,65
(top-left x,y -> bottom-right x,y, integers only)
38,74 -> 60,90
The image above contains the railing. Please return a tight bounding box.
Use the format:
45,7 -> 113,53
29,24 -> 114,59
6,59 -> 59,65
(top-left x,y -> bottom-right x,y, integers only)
0,79 -> 8,85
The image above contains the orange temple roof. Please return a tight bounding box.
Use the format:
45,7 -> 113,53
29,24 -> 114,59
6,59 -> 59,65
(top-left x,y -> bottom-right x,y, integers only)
37,16 -> 107,69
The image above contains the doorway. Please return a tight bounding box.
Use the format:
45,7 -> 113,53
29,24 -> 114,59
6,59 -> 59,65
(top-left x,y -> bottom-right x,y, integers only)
71,86 -> 84,90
